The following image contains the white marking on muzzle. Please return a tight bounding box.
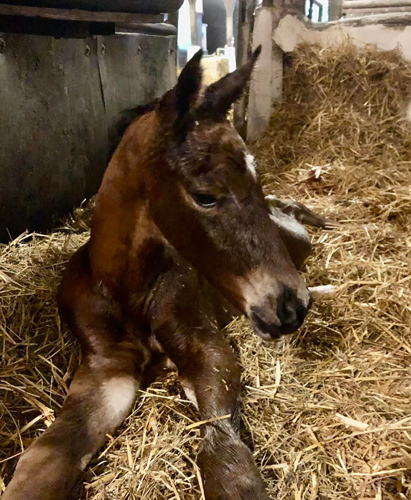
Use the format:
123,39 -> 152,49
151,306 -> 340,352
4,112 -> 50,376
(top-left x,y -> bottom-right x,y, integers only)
240,270 -> 282,318
240,267 -> 311,319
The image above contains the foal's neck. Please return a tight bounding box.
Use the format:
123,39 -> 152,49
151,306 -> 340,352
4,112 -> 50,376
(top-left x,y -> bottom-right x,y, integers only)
88,112 -> 169,297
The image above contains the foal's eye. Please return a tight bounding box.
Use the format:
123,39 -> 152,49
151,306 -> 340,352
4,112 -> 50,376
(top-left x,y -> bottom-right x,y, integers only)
192,193 -> 218,208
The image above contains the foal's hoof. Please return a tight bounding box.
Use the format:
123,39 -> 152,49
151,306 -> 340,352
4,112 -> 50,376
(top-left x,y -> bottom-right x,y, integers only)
198,430 -> 270,500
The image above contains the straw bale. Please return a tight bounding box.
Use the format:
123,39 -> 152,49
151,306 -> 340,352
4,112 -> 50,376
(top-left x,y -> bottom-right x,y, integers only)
1,41 -> 411,499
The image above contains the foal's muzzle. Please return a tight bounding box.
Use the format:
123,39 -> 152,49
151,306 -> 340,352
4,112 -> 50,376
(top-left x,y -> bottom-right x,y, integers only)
250,287 -> 312,340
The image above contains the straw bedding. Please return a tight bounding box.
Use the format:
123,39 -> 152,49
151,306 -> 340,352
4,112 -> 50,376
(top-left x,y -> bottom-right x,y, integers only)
1,42 -> 411,499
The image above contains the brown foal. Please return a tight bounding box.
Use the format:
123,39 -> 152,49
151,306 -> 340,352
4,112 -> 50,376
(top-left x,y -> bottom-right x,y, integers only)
4,47 -> 319,500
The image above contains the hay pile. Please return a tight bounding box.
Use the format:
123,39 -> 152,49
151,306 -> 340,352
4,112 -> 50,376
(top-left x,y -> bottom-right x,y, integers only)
1,42 -> 411,500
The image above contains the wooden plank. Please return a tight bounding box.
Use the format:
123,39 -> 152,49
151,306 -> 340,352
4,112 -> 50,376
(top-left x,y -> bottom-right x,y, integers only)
0,34 -> 108,241
0,4 -> 162,23
345,6 -> 411,16
115,23 -> 176,36
96,33 -> 176,152
316,11 -> 411,25
342,0 -> 411,8
0,31 -> 176,241
0,0 -> 184,15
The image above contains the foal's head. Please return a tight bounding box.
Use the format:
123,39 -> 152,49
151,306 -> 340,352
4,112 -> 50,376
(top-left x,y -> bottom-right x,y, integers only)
147,48 -> 311,340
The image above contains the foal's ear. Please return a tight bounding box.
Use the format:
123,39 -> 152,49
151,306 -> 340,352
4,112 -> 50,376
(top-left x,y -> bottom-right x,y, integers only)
159,49 -> 203,137
199,45 -> 261,118
175,49 -> 203,120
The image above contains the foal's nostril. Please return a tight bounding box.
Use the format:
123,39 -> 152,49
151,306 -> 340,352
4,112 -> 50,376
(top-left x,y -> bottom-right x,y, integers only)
251,311 -> 282,339
249,287 -> 310,339
277,287 -> 297,324
277,287 -> 307,334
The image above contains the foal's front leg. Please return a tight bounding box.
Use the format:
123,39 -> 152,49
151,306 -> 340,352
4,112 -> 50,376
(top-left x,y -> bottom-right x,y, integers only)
153,324 -> 270,500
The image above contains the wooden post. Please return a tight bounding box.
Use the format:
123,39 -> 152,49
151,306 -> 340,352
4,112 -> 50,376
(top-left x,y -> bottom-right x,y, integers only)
247,4 -> 276,141
236,0 -> 257,67
168,10 -> 179,68
0,4 -> 163,23
247,0 -> 289,141
234,0 -> 257,137
329,0 -> 343,20
188,0 -> 198,46
226,5 -> 235,46
345,6 -> 411,16
246,0 -> 311,141
222,0 -> 238,47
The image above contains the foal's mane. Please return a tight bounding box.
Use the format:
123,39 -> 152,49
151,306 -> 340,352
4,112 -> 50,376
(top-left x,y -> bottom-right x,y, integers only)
117,99 -> 160,137
109,99 -> 160,158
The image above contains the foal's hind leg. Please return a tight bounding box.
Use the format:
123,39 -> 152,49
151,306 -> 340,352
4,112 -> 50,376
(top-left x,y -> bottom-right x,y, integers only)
153,323 -> 270,500
3,247 -> 146,500
2,345 -> 142,500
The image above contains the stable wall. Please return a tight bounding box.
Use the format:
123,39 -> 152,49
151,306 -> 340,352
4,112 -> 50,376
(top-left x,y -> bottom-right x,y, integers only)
274,14 -> 411,61
0,31 -> 176,241
247,7 -> 411,140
